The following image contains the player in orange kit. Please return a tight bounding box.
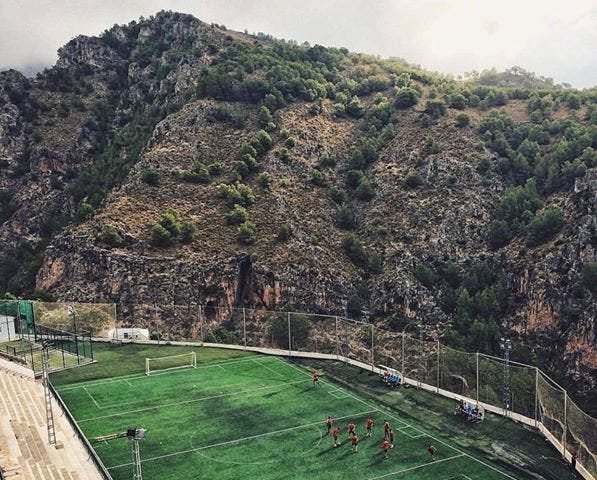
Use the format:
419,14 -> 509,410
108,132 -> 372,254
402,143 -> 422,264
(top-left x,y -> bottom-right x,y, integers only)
365,417 -> 374,437
381,439 -> 391,459
332,427 -> 341,447
326,416 -> 333,434
351,433 -> 359,452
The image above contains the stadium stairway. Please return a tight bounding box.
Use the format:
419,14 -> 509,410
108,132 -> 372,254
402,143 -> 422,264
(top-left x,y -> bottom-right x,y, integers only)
0,368 -> 102,480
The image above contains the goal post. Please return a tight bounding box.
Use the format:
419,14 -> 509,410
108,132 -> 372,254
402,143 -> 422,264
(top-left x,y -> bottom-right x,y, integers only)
145,352 -> 197,376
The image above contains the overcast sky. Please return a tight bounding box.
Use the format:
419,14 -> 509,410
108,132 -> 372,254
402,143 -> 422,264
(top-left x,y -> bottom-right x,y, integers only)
1,0 -> 595,88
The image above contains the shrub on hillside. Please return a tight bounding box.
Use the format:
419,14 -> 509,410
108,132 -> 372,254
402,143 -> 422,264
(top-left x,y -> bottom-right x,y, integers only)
355,177 -> 375,201
488,220 -> 512,249
141,168 -> 160,185
99,226 -> 124,247
526,208 -> 564,246
237,220 -> 257,245
180,221 -> 196,244
150,223 -> 172,247
394,87 -> 419,108
404,171 -> 424,188
225,204 -> 249,225
341,234 -> 368,268
336,206 -> 357,230
456,113 -> 470,128
414,263 -> 437,288
277,224 -> 292,241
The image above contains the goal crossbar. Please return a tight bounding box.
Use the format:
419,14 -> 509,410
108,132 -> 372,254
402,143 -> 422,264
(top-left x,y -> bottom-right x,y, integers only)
145,352 -> 197,376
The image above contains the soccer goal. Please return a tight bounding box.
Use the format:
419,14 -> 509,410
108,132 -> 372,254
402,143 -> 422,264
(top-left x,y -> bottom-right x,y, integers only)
145,352 -> 197,376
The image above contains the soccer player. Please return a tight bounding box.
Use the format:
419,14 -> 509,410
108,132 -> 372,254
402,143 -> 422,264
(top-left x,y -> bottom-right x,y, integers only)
351,433 -> 359,452
332,427 -> 341,447
383,420 -> 390,439
326,416 -> 333,434
381,439 -> 391,459
388,429 -> 395,448
347,421 -> 356,437
427,444 -> 437,460
365,417 -> 374,437
312,370 -> 320,386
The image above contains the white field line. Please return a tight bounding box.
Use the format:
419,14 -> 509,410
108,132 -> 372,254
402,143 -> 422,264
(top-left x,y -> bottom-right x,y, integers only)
276,358 -> 518,480
93,373 -> 297,411
252,358 -> 285,378
57,356 -> 260,391
397,426 -> 425,439
367,454 -> 465,480
77,379 -> 311,424
83,386 -> 101,409
107,409 -> 377,470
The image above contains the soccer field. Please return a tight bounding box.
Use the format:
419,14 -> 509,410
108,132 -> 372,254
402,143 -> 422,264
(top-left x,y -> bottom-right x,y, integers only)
54,351 -> 538,480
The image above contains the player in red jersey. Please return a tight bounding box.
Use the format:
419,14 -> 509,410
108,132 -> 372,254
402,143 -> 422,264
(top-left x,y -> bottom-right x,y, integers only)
365,417 -> 374,437
381,439 -> 391,459
427,444 -> 437,460
351,433 -> 359,452
347,421 -> 356,436
388,429 -> 395,448
383,420 -> 390,439
332,427 -> 341,447
326,416 -> 333,434
312,370 -> 320,386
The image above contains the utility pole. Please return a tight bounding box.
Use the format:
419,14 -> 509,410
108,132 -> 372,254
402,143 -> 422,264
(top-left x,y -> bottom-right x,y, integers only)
500,338 -> 512,416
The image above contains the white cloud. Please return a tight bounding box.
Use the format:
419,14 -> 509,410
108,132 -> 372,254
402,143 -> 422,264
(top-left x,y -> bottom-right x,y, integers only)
0,0 -> 595,87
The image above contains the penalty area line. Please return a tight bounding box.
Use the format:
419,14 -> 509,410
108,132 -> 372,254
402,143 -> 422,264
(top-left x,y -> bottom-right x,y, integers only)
77,378 -> 311,423
367,454 -> 465,479
107,409 -> 377,470
252,358 -> 285,378
83,386 -> 101,409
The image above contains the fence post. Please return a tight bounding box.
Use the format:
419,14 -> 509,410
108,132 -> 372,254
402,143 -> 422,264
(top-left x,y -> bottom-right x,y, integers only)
335,317 -> 339,359
287,312 -> 292,357
370,324 -> 374,371
476,352 -> 479,403
243,308 -> 247,351
436,340 -> 440,393
563,390 -> 567,457
199,305 -> 203,344
534,367 -> 539,427
401,332 -> 405,378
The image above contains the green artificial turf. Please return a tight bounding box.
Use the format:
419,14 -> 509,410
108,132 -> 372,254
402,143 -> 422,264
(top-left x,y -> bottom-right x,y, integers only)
50,344 -> 579,480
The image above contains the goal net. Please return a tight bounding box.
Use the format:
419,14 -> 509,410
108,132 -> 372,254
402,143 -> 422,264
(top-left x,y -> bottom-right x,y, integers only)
145,352 -> 197,375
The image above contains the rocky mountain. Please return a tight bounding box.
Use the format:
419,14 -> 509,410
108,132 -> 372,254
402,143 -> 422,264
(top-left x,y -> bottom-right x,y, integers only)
0,11 -> 595,412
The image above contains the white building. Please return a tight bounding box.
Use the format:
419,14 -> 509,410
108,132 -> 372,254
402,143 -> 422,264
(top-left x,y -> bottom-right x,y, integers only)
0,315 -> 17,342
107,328 -> 150,341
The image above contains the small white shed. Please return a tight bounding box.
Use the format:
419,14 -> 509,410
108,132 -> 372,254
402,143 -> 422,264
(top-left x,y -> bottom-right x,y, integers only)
0,315 -> 17,342
107,328 -> 150,341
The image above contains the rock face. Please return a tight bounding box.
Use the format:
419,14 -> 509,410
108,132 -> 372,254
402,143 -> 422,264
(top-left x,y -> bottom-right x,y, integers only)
0,11 -> 595,411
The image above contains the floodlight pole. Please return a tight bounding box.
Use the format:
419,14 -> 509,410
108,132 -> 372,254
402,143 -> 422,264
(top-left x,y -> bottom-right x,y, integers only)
128,428 -> 146,480
500,338 -> 512,416
41,342 -> 56,445
68,306 -> 77,335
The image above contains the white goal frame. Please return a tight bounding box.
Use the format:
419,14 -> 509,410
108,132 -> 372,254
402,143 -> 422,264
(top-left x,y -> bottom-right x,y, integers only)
145,352 -> 197,376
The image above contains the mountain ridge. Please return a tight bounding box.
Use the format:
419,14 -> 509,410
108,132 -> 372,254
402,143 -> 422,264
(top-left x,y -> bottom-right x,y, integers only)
0,10 -> 594,412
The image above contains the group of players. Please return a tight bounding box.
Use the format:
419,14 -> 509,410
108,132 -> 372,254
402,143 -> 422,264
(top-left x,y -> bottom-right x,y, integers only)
325,415 -> 437,460
312,369 -> 437,461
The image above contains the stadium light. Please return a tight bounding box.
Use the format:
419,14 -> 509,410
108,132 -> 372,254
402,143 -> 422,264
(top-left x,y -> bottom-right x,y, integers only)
500,338 -> 512,415
67,306 -> 78,335
127,427 -> 147,480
